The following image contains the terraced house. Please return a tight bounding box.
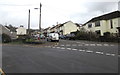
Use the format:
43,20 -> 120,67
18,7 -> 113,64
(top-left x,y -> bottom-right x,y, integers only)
56,21 -> 80,35
83,11 -> 120,37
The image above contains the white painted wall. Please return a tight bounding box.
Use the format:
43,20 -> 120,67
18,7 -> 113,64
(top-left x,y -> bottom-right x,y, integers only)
83,17 -> 120,36
64,21 -> 78,35
16,27 -> 26,35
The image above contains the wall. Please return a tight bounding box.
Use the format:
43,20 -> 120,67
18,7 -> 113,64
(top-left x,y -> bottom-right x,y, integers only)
83,17 -> 120,36
16,27 -> 26,35
64,21 -> 78,35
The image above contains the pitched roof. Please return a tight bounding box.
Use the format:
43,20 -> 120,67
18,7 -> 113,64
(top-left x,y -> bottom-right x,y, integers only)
84,11 -> 120,25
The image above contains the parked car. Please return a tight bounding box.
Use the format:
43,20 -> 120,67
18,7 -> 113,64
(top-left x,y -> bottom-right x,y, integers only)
59,35 -> 66,39
66,34 -> 75,40
47,33 -> 59,42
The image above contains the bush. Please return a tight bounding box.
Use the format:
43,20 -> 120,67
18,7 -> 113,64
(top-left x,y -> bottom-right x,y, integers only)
2,33 -> 11,43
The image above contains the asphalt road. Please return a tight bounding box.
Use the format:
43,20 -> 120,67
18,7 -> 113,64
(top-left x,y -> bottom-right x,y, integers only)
2,40 -> 119,73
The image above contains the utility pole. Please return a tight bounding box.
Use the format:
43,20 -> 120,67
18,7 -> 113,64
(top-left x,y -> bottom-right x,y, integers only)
39,3 -> 42,34
28,9 -> 30,35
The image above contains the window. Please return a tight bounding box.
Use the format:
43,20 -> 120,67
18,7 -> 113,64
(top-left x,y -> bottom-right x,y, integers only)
88,24 -> 92,28
95,21 -> 100,27
95,30 -> 101,35
110,20 -> 113,29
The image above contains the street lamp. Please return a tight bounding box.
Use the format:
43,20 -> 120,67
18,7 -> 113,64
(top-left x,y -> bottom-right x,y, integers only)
34,3 -> 42,39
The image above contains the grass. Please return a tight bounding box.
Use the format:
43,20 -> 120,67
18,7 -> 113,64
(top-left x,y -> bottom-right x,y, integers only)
7,40 -> 24,45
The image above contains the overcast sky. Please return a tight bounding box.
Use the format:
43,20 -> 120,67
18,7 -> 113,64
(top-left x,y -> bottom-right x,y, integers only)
0,0 -> 119,29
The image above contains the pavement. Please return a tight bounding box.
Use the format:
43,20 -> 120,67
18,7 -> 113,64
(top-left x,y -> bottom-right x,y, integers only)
2,39 -> 119,73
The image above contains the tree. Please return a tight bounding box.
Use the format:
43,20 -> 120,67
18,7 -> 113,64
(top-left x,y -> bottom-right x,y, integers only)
2,33 -> 11,43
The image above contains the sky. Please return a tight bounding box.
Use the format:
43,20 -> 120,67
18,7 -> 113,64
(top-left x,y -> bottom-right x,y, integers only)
0,0 -> 119,29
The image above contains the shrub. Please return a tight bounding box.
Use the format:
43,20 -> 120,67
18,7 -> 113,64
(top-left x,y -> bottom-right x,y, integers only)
2,33 -> 11,43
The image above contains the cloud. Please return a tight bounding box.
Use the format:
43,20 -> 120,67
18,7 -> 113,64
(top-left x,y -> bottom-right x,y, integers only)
0,0 -> 118,29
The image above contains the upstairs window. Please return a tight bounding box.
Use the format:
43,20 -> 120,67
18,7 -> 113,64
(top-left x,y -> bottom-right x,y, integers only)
95,21 -> 100,27
88,24 -> 92,28
110,20 -> 113,29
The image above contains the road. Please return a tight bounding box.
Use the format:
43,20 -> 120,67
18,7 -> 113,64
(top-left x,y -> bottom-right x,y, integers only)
2,40 -> 119,73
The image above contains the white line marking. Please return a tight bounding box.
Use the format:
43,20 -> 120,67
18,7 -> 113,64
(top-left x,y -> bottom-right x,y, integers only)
90,44 -> 96,46
56,47 -> 60,48
106,53 -> 111,56
66,44 -> 70,46
84,44 -> 89,46
79,50 -> 85,52
110,44 -> 114,46
67,48 -> 71,50
72,49 -> 77,51
110,54 -> 115,56
86,50 -> 93,53
96,44 -> 102,46
79,50 -> 83,51
61,48 -> 65,49
104,44 -> 109,46
95,51 -> 104,54
61,45 -> 64,46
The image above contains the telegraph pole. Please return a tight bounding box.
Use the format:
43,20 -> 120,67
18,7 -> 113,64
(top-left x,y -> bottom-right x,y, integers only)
39,3 -> 42,34
28,9 -> 30,35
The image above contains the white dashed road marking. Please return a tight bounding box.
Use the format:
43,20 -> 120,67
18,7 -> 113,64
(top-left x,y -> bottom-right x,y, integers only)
79,50 -> 85,52
67,48 -> 71,50
56,47 -> 60,48
61,48 -> 65,49
50,45 -> 116,57
104,44 -> 109,46
110,54 -> 115,56
90,44 -> 96,46
72,49 -> 77,51
84,44 -> 89,46
96,44 -> 102,46
95,51 -> 104,54
86,50 -> 93,53
66,44 -> 70,46
110,44 -> 114,46
61,45 -> 64,46
106,53 -> 111,56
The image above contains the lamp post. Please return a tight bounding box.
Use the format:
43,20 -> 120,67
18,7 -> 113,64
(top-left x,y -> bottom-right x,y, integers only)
34,3 -> 42,39
28,9 -> 30,35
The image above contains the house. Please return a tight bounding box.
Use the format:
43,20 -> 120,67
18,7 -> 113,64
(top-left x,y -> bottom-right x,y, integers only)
16,25 -> 27,36
0,24 -> 11,36
5,25 -> 17,39
43,21 -> 82,36
0,24 -> 18,39
83,11 -> 120,36
56,21 -> 80,35
43,27 -> 51,36
50,26 -> 56,33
